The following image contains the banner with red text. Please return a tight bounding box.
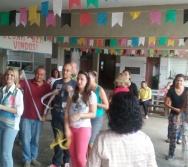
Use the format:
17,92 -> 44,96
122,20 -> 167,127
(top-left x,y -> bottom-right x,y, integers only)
0,36 -> 52,54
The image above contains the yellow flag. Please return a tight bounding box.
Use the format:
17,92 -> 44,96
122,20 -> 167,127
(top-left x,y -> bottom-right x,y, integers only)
148,37 -> 156,46
150,49 -> 155,54
30,13 -> 40,26
110,49 -> 115,55
29,4 -> 37,21
78,38 -> 85,45
130,12 -> 141,20
50,129 -> 71,150
120,49 -> 124,55
167,39 -> 174,46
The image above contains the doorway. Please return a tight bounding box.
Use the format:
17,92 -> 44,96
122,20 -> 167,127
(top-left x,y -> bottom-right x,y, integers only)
146,57 -> 160,89
99,54 -> 116,89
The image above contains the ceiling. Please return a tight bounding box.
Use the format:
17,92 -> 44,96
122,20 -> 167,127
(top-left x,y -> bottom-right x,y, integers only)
0,0 -> 188,12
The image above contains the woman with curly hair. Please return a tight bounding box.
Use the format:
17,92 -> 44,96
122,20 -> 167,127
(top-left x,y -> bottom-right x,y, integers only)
87,92 -> 157,167
64,71 -> 97,167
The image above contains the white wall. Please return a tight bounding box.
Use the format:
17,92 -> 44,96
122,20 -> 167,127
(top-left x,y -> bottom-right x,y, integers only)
120,56 -> 146,89
159,58 -> 188,88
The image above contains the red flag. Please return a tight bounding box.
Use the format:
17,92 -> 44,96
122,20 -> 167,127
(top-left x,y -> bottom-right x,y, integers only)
80,13 -> 90,26
69,0 -> 81,11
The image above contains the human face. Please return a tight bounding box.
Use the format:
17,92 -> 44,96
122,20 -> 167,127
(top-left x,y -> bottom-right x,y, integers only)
53,70 -> 59,78
88,73 -> 95,84
141,82 -> 147,88
35,68 -> 46,83
123,71 -> 131,80
62,64 -> 72,79
5,70 -> 15,85
175,77 -> 184,88
77,74 -> 88,90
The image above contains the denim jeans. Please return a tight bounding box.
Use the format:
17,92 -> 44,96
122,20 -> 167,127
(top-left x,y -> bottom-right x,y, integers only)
20,118 -> 43,162
0,122 -> 18,167
139,100 -> 150,116
51,119 -> 70,166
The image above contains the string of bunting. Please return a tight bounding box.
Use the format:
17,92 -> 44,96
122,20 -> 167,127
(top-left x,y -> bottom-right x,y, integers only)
1,0 -> 188,27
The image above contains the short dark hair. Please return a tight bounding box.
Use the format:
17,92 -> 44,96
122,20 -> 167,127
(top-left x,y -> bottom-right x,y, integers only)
123,69 -> 131,75
108,92 -> 143,134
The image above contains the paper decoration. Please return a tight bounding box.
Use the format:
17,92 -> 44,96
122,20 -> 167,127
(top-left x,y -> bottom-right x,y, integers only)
70,37 -> 78,45
69,0 -> 81,11
127,40 -> 132,47
53,0 -> 62,17
46,13 -> 56,27
104,49 -> 109,54
105,39 -> 110,47
64,36 -> 69,43
110,39 -> 117,47
57,37 -> 64,42
132,38 -> 138,46
77,38 -> 86,45
16,13 -> 20,26
61,13 -> 71,27
0,12 -> 9,25
97,39 -> 103,47
87,0 -> 98,8
112,12 -> 123,27
165,10 -> 177,24
20,7 -> 27,26
131,50 -> 136,54
41,1 -> 49,17
9,10 -> 16,25
110,49 -> 115,54
96,48 -> 101,54
126,49 -> 131,54
139,37 -> 145,46
88,39 -> 94,46
158,37 -> 167,46
148,37 -> 156,47
97,13 -> 107,26
130,12 -> 141,20
28,4 -> 37,22
179,50 -> 186,54
80,13 -> 90,26
119,38 -> 127,46
184,37 -> 188,42
179,39 -> 185,46
167,39 -> 174,46
150,10 -> 161,25
184,9 -> 188,24
30,13 -> 40,26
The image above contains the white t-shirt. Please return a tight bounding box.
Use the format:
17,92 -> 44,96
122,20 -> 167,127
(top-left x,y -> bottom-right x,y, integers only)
68,91 -> 97,128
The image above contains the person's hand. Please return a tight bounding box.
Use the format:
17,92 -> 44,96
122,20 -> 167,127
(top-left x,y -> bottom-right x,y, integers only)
41,114 -> 47,122
64,86 -> 73,92
65,127 -> 72,138
70,113 -> 81,122
175,108 -> 180,113
52,89 -> 60,95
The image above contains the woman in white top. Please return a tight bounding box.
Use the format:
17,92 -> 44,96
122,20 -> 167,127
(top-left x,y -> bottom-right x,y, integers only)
64,71 -> 97,167
47,69 -> 61,88
0,67 -> 24,167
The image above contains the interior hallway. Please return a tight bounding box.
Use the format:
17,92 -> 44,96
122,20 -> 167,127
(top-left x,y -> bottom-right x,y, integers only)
12,89 -> 185,167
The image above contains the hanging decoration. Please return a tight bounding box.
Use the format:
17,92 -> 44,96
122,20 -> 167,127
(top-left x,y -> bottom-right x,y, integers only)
165,10 -> 177,24
87,0 -> 99,8
80,13 -> 90,26
150,10 -> 161,25
97,12 -> 107,26
9,10 -> 16,25
53,0 -> 62,17
130,12 -> 141,20
69,0 -> 81,11
20,7 -> 27,26
61,13 -> 71,27
41,1 -> 49,17
111,12 -> 123,27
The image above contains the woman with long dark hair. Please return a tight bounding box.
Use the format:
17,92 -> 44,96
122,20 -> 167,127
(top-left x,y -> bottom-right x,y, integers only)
64,71 -> 97,167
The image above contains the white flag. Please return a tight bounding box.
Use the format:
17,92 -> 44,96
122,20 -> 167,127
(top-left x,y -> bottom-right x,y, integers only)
112,12 -> 123,27
16,13 -> 20,27
179,39 -> 185,46
53,0 -> 62,17
139,37 -> 145,46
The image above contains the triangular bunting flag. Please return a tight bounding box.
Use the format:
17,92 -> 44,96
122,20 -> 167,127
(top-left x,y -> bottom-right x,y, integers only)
30,13 -> 40,26
150,10 -> 161,25
69,0 -> 81,11
41,1 -> 49,17
20,7 -> 27,26
61,13 -> 71,27
16,13 -> 20,26
179,39 -> 185,46
53,0 -> 62,17
158,37 -> 168,46
80,13 -> 90,26
138,37 -> 145,46
87,0 -> 99,8
184,9 -> 188,24
97,39 -> 103,47
105,39 -> 110,47
0,12 -> 9,25
167,39 -> 174,46
9,10 -> 16,25
112,12 -> 123,27
28,4 -> 37,21
148,37 -> 156,47
165,10 -> 177,24
130,12 -> 141,20
97,12 -> 107,26
46,13 -> 56,27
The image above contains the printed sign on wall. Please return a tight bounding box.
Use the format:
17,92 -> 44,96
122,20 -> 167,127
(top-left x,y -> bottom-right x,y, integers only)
0,36 -> 52,54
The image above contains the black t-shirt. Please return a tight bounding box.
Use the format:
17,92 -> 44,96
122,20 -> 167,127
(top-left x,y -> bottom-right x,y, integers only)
166,87 -> 188,115
129,82 -> 138,97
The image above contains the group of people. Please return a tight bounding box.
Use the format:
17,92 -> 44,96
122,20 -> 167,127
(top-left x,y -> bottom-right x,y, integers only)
1,62 -> 188,167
